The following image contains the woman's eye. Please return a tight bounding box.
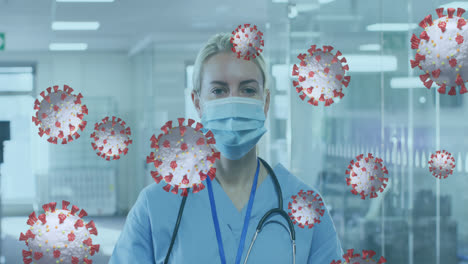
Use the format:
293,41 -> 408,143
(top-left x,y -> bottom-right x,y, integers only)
243,87 -> 257,94
212,88 -> 225,95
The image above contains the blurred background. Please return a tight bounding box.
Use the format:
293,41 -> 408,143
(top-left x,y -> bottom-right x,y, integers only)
0,0 -> 467,263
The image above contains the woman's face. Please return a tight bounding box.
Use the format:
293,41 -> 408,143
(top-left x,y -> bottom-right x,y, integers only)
192,51 -> 270,118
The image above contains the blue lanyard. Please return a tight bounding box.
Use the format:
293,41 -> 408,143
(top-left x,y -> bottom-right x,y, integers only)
206,158 -> 260,264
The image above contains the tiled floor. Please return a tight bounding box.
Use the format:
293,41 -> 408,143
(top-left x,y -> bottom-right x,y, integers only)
1,216 -> 126,264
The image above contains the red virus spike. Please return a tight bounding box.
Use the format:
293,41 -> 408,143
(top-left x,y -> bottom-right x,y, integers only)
90,244 -> 100,256
71,205 -> 80,215
419,17 -> 428,28
424,80 -> 434,89
34,252 -> 43,260
438,21 -> 447,32
83,237 -> 93,247
68,231 -> 76,241
460,82 -> 468,94
432,69 -> 441,78
78,209 -> 88,218
58,213 -> 67,224
436,7 -> 445,18
425,14 -> 434,26
418,32 -> 429,44
447,7 -> 455,18
27,212 -> 38,226
449,58 -> 458,67
38,213 -> 46,224
89,227 -> 98,236
411,34 -> 420,49
448,86 -> 457,95
163,184 -> 171,192
74,219 -> 84,229
419,73 -> 430,82
151,172 -> 162,183
171,185 -> 179,194
179,125 -> 187,137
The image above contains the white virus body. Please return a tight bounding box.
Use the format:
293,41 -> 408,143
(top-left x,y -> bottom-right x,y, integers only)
292,45 -> 351,106
146,118 -> 220,196
32,85 -> 88,144
19,201 -> 99,264
330,249 -> 387,264
230,24 -> 264,60
90,116 -> 132,161
345,153 -> 389,199
288,189 -> 325,229
410,7 -> 468,95
428,150 -> 456,179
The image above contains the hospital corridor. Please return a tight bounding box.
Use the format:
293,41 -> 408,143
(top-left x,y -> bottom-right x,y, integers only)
0,0 -> 468,263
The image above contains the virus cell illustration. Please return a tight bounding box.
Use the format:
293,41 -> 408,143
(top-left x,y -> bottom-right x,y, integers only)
19,200 -> 99,264
292,45 -> 351,106
345,153 -> 389,199
330,249 -> 386,264
428,149 -> 456,179
90,116 -> 132,161
410,7 -> 468,95
32,85 -> 88,144
230,23 -> 264,60
146,118 -> 221,196
288,189 -> 325,229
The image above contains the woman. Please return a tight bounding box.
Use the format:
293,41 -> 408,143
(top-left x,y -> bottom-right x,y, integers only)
110,32 -> 343,263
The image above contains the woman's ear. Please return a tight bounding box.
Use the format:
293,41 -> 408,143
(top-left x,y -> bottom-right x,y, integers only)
264,88 -> 270,118
191,90 -> 202,119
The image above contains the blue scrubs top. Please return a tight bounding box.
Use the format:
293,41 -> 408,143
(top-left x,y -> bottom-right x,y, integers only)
109,163 -> 343,263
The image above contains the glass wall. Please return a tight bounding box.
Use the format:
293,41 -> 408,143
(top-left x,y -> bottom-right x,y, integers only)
265,0 -> 468,263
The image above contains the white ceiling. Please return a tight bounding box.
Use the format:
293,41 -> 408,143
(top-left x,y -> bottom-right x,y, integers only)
0,0 -> 268,52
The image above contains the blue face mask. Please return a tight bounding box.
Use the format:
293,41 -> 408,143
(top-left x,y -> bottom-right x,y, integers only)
200,96 -> 267,160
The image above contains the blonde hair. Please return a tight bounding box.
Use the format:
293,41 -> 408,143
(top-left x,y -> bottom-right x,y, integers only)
192,32 -> 269,95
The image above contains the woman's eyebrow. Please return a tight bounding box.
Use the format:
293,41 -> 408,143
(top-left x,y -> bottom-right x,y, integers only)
209,79 -> 259,85
240,79 -> 259,86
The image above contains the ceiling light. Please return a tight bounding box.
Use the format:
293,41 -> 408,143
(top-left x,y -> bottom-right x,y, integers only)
0,67 -> 33,73
49,43 -> 88,51
345,55 -> 397,72
52,22 -> 100,30
390,77 -> 436,89
359,44 -> 381,51
295,3 -> 319,12
366,23 -> 418,32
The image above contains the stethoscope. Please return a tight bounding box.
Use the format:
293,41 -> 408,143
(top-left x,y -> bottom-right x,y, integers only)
164,157 -> 296,264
